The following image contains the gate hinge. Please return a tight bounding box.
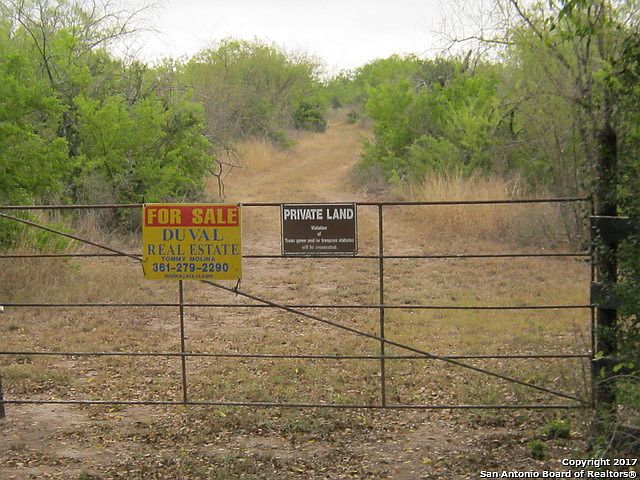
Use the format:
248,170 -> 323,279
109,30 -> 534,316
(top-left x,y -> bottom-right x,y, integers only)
590,282 -> 621,310
590,215 -> 635,245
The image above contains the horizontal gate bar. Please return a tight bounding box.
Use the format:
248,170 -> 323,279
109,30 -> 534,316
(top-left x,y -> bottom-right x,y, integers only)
0,351 -> 592,359
248,253 -> 591,259
0,252 -> 590,259
0,197 -> 590,211
1,399 -> 587,410
0,204 -> 142,210
243,198 -> 590,206
1,302 -> 593,309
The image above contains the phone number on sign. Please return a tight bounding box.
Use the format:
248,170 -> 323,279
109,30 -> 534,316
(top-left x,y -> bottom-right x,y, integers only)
152,262 -> 229,273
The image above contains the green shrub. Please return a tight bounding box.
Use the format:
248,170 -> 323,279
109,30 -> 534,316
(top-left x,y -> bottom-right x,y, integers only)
293,100 -> 327,132
543,419 -> 571,439
266,129 -> 295,149
528,439 -> 547,460
359,59 -> 503,183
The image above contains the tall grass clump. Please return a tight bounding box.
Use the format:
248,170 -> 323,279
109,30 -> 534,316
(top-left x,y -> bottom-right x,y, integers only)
396,171 -> 569,247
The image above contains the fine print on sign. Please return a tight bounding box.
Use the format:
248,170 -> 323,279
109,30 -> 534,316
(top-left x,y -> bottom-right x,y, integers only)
281,203 -> 357,255
142,204 -> 242,280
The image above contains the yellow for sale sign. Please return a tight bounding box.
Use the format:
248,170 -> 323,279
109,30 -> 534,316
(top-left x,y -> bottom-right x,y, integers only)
142,204 -> 242,280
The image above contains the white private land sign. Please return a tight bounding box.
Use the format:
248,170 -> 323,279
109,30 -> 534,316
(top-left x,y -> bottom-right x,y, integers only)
142,204 -> 242,280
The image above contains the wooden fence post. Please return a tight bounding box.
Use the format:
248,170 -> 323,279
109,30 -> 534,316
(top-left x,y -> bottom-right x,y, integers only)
592,119 -> 619,411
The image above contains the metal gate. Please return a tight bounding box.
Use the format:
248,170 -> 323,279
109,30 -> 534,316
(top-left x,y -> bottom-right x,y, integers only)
0,197 -> 593,414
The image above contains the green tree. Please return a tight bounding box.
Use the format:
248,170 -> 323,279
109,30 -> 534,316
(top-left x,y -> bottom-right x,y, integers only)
325,55 -> 424,108
0,0 -> 215,239
74,92 -> 211,204
495,0 -> 639,450
183,39 -> 324,147
610,25 -> 640,453
0,17 -> 69,206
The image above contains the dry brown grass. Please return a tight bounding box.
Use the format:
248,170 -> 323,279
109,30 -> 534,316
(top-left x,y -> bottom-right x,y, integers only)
235,137 -> 292,173
396,171 -> 570,248
0,206 -> 143,306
